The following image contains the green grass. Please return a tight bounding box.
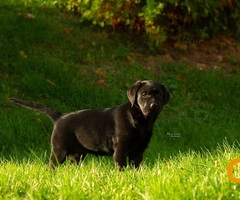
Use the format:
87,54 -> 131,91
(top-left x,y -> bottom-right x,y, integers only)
1,142 -> 240,199
1,0 -> 240,199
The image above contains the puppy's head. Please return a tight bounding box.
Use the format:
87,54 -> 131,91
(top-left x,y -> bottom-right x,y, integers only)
127,80 -> 170,118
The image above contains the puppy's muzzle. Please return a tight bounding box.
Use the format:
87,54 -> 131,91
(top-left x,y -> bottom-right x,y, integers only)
150,102 -> 159,110
146,102 -> 160,117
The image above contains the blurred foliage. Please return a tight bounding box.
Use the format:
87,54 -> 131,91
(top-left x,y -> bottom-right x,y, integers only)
162,0 -> 240,43
58,0 -> 240,48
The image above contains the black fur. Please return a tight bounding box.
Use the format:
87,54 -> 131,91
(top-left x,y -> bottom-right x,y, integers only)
10,80 -> 170,170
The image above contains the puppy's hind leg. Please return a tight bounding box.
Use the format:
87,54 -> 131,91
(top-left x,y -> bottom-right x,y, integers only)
69,153 -> 87,165
49,149 -> 67,169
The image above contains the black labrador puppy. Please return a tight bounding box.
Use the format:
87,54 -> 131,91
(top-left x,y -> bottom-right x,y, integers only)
10,80 -> 170,170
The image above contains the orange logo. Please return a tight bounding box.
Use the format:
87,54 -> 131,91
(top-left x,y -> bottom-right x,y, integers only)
228,158 -> 240,183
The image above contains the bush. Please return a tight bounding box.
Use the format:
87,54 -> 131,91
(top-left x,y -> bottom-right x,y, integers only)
163,0 -> 240,42
59,0 -> 240,47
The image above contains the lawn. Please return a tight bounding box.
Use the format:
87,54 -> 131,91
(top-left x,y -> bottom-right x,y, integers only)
0,0 -> 240,199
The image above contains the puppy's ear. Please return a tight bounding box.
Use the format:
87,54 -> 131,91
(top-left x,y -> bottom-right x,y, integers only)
162,85 -> 170,105
127,80 -> 143,107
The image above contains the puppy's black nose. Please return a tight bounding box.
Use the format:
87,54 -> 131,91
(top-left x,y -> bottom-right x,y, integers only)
150,103 -> 158,109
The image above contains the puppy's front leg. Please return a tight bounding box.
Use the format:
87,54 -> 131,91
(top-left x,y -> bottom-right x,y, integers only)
113,147 -> 127,171
129,153 -> 143,169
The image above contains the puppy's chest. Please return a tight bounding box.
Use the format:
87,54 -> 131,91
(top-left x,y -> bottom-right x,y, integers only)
130,126 -> 152,144
126,130 -> 152,154
134,120 -> 154,134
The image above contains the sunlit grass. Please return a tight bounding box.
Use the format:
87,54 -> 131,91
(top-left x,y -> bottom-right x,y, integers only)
0,141 -> 239,199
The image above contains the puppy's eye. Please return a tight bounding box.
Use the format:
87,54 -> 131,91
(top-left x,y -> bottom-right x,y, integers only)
142,92 -> 147,98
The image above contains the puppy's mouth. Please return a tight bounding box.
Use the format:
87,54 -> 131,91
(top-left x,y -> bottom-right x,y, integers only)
143,108 -> 160,118
138,102 -> 161,118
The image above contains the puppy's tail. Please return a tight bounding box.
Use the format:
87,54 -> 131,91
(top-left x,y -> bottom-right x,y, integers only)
10,98 -> 63,123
